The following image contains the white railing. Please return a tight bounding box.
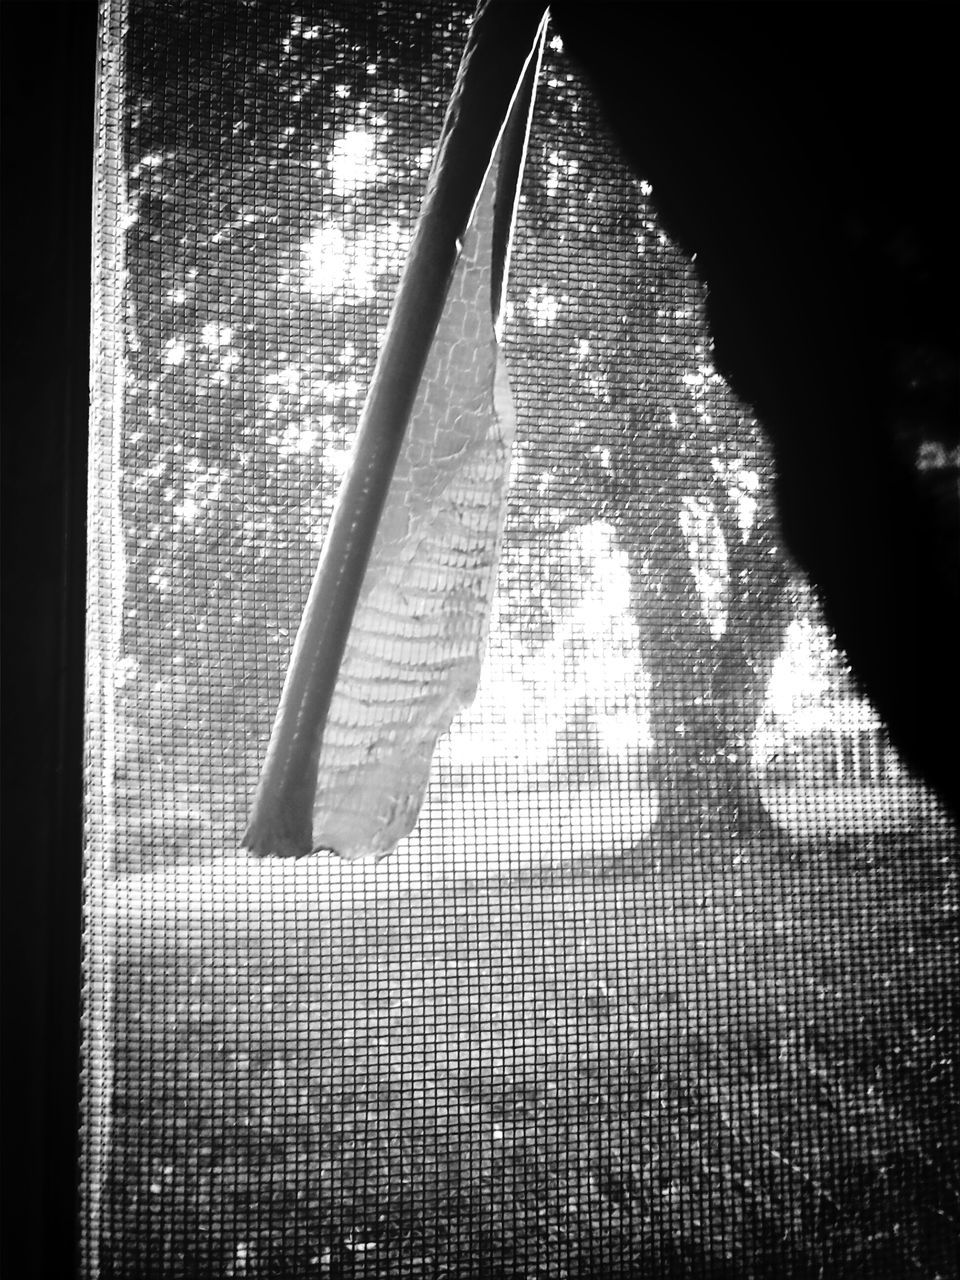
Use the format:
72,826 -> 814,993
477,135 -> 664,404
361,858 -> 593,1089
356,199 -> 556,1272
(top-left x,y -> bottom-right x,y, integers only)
754,701 -> 910,789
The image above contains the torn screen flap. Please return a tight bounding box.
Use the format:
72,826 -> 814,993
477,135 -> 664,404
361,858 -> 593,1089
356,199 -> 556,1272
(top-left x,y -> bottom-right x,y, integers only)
312,154 -> 518,861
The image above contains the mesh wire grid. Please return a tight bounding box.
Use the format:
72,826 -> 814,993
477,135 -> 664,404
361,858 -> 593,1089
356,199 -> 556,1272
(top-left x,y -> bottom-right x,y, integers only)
82,2 -> 959,1277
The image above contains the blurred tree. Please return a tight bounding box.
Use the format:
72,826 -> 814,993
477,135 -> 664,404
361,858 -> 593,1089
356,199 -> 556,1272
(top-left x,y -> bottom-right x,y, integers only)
504,50 -> 793,838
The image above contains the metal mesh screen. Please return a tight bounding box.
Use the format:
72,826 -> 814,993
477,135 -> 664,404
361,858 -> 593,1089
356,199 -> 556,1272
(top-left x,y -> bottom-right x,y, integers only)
83,3 -> 959,1276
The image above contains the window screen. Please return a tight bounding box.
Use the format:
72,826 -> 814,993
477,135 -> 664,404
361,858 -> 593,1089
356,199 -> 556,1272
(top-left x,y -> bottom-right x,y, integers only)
83,2 -> 959,1277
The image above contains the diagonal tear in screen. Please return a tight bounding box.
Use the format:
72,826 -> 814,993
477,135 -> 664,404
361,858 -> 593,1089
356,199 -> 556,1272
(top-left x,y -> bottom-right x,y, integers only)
244,4 -> 548,860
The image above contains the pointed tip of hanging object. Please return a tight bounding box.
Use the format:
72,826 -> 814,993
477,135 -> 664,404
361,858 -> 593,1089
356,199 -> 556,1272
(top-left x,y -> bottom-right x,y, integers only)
242,802 -> 314,859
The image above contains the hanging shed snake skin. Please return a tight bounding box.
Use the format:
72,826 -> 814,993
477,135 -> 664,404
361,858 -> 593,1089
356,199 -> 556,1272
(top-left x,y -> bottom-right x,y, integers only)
312,160 -> 517,859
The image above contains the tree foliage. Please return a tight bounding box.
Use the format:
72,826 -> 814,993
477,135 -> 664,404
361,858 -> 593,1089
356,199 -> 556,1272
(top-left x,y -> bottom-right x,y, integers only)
502,48 -> 793,834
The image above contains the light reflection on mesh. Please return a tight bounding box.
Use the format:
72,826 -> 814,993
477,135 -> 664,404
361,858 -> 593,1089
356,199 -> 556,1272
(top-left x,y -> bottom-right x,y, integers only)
83,3 -> 959,1277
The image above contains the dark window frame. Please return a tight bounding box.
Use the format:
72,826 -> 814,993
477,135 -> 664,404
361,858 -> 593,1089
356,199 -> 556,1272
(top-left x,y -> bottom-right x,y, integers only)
1,5 -> 97,1277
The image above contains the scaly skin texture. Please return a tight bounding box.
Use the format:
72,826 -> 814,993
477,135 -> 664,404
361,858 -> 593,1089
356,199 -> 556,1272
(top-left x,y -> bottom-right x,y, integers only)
312,160 -> 516,860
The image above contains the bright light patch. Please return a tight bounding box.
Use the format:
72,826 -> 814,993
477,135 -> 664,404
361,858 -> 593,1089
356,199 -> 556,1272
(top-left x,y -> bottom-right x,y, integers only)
303,223 -> 371,298
525,287 -> 561,327
322,443 -> 353,477
445,521 -> 647,771
329,129 -> 380,194
265,364 -> 302,395
200,322 -> 233,349
302,221 -> 410,301
763,619 -> 876,729
278,424 -> 318,458
174,498 -> 199,522
161,339 -> 187,366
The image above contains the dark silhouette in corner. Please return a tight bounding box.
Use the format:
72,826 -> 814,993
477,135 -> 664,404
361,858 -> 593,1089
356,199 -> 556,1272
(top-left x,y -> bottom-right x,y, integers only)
552,1 -> 958,824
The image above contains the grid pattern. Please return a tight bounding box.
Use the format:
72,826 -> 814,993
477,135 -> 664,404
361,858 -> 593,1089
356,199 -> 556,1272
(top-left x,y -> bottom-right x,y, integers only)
83,2 -> 959,1277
